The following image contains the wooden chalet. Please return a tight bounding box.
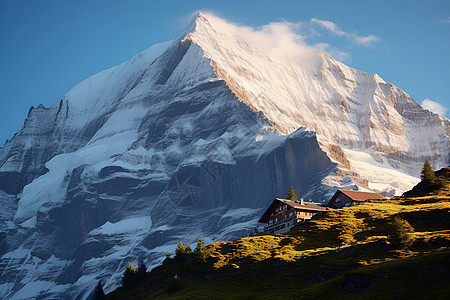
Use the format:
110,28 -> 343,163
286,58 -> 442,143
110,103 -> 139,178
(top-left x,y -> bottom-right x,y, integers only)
258,198 -> 328,235
327,189 -> 384,209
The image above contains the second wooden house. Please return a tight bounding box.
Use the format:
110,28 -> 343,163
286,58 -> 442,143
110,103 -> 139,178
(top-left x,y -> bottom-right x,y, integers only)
327,189 -> 384,208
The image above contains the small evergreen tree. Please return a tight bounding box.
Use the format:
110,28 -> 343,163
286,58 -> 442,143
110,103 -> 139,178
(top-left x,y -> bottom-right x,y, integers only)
287,186 -> 298,200
175,242 -> 186,256
194,238 -> 205,253
390,216 -> 414,248
185,242 -> 192,253
136,261 -> 147,281
122,263 -> 136,287
194,237 -> 210,262
138,260 -> 147,272
421,159 -> 437,183
121,261 -> 147,287
93,281 -> 106,300
166,274 -> 182,293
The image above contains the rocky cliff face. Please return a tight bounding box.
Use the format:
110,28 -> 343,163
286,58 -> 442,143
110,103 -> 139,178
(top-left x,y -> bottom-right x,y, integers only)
0,13 -> 448,299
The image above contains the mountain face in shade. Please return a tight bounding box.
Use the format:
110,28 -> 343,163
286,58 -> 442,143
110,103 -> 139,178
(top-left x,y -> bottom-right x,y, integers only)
0,13 -> 448,299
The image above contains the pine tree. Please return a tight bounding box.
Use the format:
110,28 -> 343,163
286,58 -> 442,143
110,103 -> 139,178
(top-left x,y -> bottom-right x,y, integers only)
421,159 -> 437,183
185,242 -> 192,253
121,263 -> 136,287
286,186 -> 298,200
194,238 -> 205,253
175,242 -> 186,256
93,281 -> 106,300
194,238 -> 210,262
136,261 -> 147,280
390,216 -> 414,248
122,261 -> 147,287
167,274 -> 182,293
138,261 -> 147,272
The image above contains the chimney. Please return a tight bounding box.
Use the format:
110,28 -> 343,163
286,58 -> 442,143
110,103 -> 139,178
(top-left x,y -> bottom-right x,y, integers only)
300,198 -> 304,205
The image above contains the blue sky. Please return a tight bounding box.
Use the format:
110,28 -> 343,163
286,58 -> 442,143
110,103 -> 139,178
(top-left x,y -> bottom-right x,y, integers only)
0,0 -> 449,145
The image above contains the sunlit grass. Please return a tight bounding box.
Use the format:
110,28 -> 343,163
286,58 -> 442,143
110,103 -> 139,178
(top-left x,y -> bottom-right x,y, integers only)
106,168 -> 450,299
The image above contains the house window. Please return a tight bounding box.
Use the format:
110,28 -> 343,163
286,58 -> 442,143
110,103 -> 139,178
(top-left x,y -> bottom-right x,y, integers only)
268,220 -> 273,225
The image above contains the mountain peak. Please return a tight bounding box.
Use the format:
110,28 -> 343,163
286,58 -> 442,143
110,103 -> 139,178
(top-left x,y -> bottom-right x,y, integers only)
183,11 -> 215,37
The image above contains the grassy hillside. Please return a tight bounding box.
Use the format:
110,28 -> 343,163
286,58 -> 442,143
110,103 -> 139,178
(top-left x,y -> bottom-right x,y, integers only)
106,168 -> 450,299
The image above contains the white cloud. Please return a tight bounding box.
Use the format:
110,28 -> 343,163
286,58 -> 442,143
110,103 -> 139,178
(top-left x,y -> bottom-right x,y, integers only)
421,99 -> 447,115
243,19 -> 357,63
353,35 -> 381,47
439,17 -> 450,23
311,18 -> 346,36
210,17 -> 352,63
199,13 -> 375,64
201,13 -> 317,61
311,18 -> 381,47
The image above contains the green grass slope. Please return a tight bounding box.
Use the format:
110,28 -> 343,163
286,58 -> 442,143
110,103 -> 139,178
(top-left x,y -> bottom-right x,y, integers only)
106,168 -> 450,299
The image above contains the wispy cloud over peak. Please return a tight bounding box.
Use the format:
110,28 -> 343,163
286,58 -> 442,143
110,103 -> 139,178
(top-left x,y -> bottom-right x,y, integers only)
311,18 -> 381,47
353,34 -> 381,47
422,98 -> 447,116
311,18 -> 346,36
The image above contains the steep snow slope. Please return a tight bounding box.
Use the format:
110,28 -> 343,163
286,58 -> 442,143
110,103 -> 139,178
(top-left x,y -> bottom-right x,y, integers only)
0,12 -> 448,300
0,41 -> 172,195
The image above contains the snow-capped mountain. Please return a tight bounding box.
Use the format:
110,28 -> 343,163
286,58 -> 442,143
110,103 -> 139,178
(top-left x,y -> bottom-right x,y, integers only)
0,12 -> 448,299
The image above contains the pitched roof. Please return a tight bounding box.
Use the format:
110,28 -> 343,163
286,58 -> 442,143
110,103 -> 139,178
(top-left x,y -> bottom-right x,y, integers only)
276,198 -> 327,211
258,198 -> 327,223
337,190 -> 384,202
